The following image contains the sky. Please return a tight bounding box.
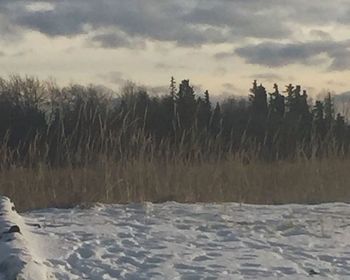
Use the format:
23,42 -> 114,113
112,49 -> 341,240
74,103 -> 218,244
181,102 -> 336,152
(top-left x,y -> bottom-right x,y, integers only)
0,0 -> 350,98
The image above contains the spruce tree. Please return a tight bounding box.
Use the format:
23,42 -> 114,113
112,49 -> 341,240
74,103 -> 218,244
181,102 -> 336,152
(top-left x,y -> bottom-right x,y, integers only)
170,76 -> 176,99
324,92 -> 334,131
175,80 -> 197,130
249,80 -> 268,118
249,80 -> 268,142
269,83 -> 285,119
312,100 -> 325,139
196,90 -> 212,130
210,102 -> 222,136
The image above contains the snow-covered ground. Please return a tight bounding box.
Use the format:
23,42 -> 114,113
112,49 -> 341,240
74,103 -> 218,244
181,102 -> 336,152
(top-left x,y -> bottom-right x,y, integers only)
18,202 -> 350,279
0,196 -> 53,280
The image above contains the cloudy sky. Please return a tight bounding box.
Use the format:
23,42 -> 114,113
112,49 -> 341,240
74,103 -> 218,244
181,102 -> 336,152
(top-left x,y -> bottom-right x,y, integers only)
0,0 -> 350,97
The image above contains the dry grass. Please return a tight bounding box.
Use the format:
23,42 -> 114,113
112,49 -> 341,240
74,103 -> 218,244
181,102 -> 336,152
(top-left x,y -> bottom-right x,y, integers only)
1,155 -> 350,212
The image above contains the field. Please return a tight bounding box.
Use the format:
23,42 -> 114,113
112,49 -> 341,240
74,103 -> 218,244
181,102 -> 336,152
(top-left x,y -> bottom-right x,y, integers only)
21,201 -> 350,279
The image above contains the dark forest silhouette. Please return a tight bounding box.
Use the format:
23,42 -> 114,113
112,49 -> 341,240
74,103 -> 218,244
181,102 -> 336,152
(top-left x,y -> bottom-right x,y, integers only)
0,75 -> 348,167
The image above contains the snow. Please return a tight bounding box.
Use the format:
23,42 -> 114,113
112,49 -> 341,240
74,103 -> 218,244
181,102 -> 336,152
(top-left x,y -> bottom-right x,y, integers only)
0,196 -> 53,280
2,195 -> 350,279
18,201 -> 350,279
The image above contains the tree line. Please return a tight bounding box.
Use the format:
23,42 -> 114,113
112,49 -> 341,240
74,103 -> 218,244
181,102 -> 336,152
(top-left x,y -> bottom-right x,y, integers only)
0,75 -> 348,167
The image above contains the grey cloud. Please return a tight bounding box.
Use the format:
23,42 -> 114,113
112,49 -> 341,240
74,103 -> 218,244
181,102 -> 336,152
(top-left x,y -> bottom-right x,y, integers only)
90,30 -> 146,49
10,1 -> 222,46
235,40 -> 350,70
328,48 -> 350,71
252,73 -> 283,82
214,52 -> 234,60
1,0 -> 349,48
266,0 -> 350,26
16,8 -> 86,37
0,0 -> 349,54
182,3 -> 291,39
236,42 -> 321,67
310,30 -> 332,40
25,2 -> 55,12
0,13 -> 22,40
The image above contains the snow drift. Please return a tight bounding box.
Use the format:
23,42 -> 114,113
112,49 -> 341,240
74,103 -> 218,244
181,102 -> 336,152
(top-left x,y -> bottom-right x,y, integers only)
0,196 -> 52,280
25,202 -> 350,279
2,196 -> 349,279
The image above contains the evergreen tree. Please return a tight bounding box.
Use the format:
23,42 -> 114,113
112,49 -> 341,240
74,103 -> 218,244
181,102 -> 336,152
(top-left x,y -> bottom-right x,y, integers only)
285,84 -> 296,117
175,80 -> 197,130
249,80 -> 268,118
334,113 -> 346,148
312,100 -> 325,137
170,76 -> 176,99
284,85 -> 312,144
300,89 -> 311,121
196,90 -> 212,129
158,94 -> 176,137
269,83 -> 285,119
324,92 -> 334,131
210,102 -> 222,136
248,80 -> 268,142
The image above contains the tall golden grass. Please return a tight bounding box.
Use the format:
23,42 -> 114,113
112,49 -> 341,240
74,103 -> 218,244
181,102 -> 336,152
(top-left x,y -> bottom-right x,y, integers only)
1,130 -> 350,212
